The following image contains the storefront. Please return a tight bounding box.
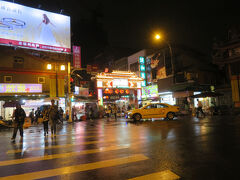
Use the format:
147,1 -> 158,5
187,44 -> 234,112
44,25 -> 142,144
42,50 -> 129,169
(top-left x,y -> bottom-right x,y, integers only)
0,83 -> 65,120
96,71 -> 143,110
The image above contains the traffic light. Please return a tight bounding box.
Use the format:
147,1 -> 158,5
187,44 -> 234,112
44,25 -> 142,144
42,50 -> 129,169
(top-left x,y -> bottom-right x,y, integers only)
70,77 -> 75,93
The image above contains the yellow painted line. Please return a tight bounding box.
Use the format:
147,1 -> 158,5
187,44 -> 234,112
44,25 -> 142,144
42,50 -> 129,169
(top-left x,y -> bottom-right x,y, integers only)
0,154 -> 148,180
7,140 -> 103,154
0,145 -> 130,166
128,170 -> 180,180
14,135 -> 102,146
7,137 -> 147,154
23,131 -> 103,140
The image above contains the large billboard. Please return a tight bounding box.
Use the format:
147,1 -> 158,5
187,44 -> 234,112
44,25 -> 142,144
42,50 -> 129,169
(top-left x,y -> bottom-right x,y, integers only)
0,1 -> 71,53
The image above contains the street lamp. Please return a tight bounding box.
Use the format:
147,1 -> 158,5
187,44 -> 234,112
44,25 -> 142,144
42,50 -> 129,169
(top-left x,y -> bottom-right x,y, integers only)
154,33 -> 174,82
60,65 -> 66,71
47,64 -> 52,70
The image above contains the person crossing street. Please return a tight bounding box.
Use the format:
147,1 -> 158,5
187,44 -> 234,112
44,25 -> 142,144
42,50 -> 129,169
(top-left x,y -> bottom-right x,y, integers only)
196,99 -> 205,118
42,106 -> 49,136
11,103 -> 26,142
49,99 -> 59,137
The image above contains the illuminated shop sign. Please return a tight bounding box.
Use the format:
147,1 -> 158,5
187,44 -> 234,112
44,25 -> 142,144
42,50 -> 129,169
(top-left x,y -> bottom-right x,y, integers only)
113,79 -> 128,88
0,83 -> 42,93
139,56 -> 146,87
142,85 -> 158,98
139,56 -> 145,64
97,80 -> 138,88
0,1 -> 71,53
103,88 -> 130,95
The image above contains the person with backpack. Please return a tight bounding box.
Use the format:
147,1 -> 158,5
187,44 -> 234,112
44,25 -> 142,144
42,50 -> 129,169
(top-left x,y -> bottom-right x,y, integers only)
11,103 -> 26,142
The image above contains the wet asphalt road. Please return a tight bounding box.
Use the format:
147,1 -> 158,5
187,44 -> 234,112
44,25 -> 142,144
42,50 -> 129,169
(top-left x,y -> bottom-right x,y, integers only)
0,115 -> 240,179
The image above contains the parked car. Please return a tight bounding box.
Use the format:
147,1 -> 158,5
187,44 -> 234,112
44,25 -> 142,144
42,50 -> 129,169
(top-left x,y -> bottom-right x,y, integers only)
128,103 -> 180,121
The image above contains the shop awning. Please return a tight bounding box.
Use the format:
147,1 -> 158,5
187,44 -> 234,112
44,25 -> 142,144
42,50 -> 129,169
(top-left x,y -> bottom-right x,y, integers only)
3,101 -> 24,108
190,92 -> 223,98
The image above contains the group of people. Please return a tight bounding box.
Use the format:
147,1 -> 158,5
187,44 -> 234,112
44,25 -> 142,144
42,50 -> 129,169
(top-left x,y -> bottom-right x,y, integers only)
11,99 -> 64,142
105,104 -> 131,120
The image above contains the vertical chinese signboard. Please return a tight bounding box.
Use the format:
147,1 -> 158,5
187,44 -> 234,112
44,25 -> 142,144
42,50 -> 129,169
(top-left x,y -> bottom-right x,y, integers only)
73,46 -> 81,68
139,56 -> 146,87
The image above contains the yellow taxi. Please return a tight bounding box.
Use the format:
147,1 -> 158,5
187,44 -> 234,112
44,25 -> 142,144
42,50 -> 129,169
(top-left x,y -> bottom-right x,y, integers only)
128,103 -> 180,121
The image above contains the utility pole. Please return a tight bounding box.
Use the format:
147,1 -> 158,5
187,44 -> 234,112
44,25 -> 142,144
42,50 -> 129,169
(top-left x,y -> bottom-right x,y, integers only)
67,62 -> 72,123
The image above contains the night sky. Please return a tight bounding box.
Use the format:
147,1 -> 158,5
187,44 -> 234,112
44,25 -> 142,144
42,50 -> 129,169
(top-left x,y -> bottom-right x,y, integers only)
6,0 -> 240,64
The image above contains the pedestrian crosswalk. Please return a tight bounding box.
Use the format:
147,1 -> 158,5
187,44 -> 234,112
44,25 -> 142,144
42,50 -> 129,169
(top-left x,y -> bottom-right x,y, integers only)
0,121 -> 180,180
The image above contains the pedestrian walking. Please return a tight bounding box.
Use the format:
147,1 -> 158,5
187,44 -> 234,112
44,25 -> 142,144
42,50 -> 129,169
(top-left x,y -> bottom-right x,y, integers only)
105,106 -> 111,121
29,108 -> 35,125
66,110 -> 69,121
112,104 -> 117,120
42,106 -> 49,136
89,106 -> 94,120
48,99 -> 59,136
11,103 -> 26,142
35,107 -> 41,124
59,107 -> 64,123
196,99 -> 205,118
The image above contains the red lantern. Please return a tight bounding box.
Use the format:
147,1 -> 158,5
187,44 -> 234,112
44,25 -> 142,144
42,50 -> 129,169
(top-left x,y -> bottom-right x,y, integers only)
115,89 -> 119,94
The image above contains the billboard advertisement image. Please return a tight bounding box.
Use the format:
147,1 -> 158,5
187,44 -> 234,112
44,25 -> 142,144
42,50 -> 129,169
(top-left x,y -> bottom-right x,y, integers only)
0,1 -> 71,53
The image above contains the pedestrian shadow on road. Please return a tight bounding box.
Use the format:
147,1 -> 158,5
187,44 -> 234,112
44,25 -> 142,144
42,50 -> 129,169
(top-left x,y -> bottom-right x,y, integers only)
11,141 -> 24,158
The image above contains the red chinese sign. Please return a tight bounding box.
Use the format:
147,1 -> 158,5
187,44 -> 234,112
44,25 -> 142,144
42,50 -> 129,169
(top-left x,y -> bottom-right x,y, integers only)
73,46 -> 81,68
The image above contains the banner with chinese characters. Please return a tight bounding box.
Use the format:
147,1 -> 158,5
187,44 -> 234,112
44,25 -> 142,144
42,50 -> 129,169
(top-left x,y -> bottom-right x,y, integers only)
0,83 -> 42,93
73,46 -> 81,68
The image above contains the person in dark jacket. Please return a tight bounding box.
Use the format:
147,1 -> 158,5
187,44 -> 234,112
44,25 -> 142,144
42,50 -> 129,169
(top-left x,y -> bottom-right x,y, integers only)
11,103 -> 26,142
48,99 -> 58,136
42,106 -> 49,136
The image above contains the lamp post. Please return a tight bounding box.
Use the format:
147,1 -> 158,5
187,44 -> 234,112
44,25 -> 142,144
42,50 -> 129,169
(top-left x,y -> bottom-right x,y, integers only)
47,63 -> 66,101
154,33 -> 174,82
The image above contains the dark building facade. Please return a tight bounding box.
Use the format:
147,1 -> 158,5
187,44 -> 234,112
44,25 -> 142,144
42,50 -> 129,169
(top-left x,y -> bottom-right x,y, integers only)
212,26 -> 240,109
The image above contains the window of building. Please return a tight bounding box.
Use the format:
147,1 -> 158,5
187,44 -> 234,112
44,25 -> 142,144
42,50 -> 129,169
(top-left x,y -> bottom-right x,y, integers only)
13,56 -> 24,68
38,77 -> 45,84
4,76 -> 12,83
130,62 -> 139,72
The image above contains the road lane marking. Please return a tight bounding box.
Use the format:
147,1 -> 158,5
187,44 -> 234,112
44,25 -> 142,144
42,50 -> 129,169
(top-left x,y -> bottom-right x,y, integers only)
7,137 -> 146,154
14,135 -> 103,146
128,170 -> 180,180
0,154 -> 148,180
0,145 -> 130,166
23,131 -> 103,140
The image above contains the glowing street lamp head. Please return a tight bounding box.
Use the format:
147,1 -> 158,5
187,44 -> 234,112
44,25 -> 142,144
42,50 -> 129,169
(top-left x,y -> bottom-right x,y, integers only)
155,34 -> 161,40
60,65 -> 65,71
47,64 -> 52,70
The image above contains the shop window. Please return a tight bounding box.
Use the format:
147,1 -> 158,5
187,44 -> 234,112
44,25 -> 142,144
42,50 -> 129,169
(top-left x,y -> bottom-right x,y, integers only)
4,76 -> 12,83
38,77 -> 45,84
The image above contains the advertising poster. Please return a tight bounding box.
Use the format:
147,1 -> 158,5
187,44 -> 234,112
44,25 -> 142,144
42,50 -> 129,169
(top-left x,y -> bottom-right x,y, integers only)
142,85 -> 158,98
0,1 -> 71,53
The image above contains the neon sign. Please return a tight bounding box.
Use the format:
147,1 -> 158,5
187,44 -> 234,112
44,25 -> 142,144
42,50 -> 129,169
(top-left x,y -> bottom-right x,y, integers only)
0,83 -> 42,93
113,79 -> 128,88
142,85 -> 158,98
